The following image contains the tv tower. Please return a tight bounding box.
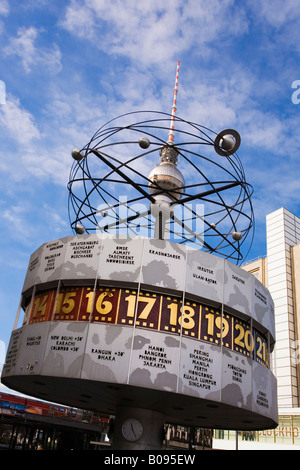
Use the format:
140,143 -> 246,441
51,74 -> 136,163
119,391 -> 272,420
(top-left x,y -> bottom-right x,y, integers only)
147,61 -> 185,238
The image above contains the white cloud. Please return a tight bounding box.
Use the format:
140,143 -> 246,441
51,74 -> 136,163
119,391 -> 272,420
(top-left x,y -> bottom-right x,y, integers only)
4,26 -> 62,73
3,204 -> 27,231
0,95 -> 40,143
0,0 -> 9,16
61,0 -> 95,40
239,109 -> 286,151
1,202 -> 39,248
43,203 -> 69,233
250,0 -> 300,27
0,84 -> 115,190
247,0 -> 300,56
61,0 -> 249,67
0,0 -> 9,34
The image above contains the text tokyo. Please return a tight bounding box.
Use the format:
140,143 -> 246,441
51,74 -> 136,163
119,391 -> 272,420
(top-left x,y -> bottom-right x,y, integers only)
96,197 -> 204,242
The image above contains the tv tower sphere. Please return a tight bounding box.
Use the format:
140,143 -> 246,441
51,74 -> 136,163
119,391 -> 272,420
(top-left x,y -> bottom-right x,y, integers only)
148,144 -> 185,204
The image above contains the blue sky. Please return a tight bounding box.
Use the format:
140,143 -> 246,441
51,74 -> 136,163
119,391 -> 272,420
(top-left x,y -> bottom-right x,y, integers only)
1,0 -> 300,392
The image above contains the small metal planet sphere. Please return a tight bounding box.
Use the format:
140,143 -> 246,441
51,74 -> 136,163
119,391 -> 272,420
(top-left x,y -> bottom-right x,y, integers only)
220,134 -> 235,151
232,231 -> 243,241
75,222 -> 86,234
72,148 -> 84,161
139,137 -> 150,149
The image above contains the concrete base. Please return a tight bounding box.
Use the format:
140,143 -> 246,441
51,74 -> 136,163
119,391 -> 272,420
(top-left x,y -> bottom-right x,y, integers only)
111,407 -> 165,450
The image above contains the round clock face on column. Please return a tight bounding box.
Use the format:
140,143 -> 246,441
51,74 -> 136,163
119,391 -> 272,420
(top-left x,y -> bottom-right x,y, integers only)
121,418 -> 143,442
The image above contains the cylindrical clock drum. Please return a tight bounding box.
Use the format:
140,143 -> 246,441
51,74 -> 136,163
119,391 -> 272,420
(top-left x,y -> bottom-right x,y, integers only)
1,233 -> 278,448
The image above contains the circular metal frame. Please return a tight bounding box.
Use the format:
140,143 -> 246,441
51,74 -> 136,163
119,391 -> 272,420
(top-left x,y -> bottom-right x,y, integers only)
67,111 -> 254,265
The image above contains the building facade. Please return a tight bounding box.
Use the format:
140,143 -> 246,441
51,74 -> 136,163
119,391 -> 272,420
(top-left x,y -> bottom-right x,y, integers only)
216,207 -> 300,449
245,207 -> 300,408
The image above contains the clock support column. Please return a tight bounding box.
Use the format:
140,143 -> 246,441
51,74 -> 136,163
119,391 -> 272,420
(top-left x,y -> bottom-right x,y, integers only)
111,406 -> 165,450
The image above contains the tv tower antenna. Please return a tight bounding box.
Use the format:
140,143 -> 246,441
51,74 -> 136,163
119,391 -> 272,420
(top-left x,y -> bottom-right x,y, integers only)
167,60 -> 180,144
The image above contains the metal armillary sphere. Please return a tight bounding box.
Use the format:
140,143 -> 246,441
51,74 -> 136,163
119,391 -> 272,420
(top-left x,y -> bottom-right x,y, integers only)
67,110 -> 254,265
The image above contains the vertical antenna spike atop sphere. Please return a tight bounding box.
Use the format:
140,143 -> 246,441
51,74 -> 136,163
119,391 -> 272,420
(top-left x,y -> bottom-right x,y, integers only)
167,61 -> 180,144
